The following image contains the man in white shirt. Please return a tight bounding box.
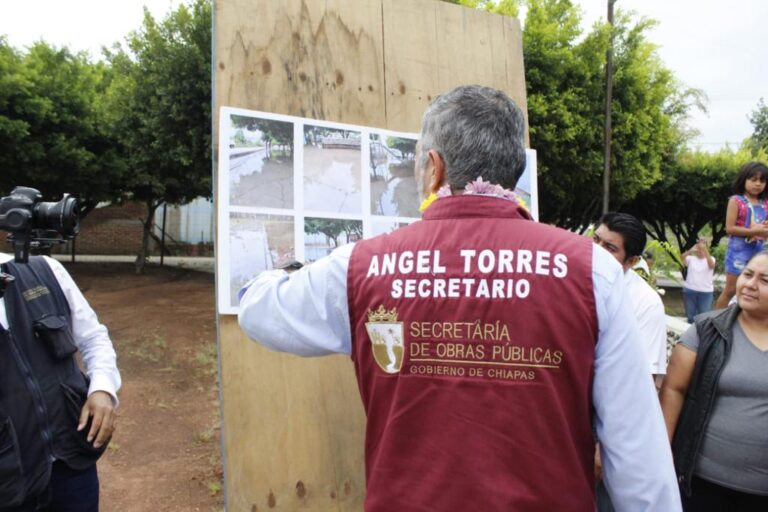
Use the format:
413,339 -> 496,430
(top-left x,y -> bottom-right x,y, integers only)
593,212 -> 668,384
592,212 -> 669,512
0,252 -> 120,511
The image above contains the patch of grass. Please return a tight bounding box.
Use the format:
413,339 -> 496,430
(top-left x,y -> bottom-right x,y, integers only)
207,480 -> 221,496
195,342 -> 218,373
194,427 -> 215,445
151,333 -> 167,350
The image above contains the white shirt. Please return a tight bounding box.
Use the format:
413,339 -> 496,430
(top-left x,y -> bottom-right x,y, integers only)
625,269 -> 669,375
684,255 -> 715,292
239,242 -> 681,511
0,254 -> 121,403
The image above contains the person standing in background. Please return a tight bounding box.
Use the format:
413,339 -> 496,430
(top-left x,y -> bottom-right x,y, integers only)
681,239 -> 715,323
661,248 -> 768,510
714,161 -> 768,309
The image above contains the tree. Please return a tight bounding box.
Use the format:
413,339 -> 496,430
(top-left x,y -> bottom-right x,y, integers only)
524,1 -> 698,231
749,98 -> 768,155
0,39 -> 126,216
441,0 -> 519,16
523,0 -> 610,231
304,218 -> 361,248
386,137 -> 416,160
624,149 -> 737,270
231,115 -> 293,158
105,0 -> 212,272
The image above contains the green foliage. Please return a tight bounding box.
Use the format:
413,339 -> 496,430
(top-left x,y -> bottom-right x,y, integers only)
443,0 -> 520,16
524,0 -> 699,231
304,218 -> 362,247
386,137 -> 417,159
104,0 -> 212,271
625,147 -> 768,272
443,1 -> 700,233
625,149 -> 735,270
0,38 -> 126,215
232,115 -> 292,155
749,98 -> 768,155
644,239 -> 682,281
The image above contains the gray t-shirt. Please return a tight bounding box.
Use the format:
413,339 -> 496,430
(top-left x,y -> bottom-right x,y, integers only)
680,321 -> 768,495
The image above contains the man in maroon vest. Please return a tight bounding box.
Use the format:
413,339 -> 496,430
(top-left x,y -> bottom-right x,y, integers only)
239,85 -> 680,511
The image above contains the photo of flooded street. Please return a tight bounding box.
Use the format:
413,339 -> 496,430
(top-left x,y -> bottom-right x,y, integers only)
217,107 -> 535,314
228,115 -> 294,209
228,213 -> 294,307
303,125 -> 362,214
369,133 -> 419,218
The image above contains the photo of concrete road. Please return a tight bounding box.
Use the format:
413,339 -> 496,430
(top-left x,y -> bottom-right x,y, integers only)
369,134 -> 419,218
230,148 -> 293,208
303,125 -> 362,214
229,115 -> 294,209
229,213 -> 294,307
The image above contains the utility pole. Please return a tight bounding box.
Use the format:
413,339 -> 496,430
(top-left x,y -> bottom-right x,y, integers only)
602,0 -> 617,214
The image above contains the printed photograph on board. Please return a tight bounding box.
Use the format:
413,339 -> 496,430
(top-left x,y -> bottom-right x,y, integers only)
229,114 -> 294,209
516,150 -> 536,214
229,212 -> 294,307
371,218 -> 414,237
369,133 -> 419,218
303,125 -> 362,214
304,217 -> 362,262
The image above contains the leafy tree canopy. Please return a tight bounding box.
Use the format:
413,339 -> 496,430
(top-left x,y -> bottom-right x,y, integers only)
0,38 -> 126,215
749,98 -> 768,155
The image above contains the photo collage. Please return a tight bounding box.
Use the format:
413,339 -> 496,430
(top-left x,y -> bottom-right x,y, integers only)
217,107 -> 537,314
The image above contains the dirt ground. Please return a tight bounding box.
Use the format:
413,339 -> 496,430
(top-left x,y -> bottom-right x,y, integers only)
65,263 -> 224,512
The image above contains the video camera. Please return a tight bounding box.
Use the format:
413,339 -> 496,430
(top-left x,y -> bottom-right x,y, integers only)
0,186 -> 80,264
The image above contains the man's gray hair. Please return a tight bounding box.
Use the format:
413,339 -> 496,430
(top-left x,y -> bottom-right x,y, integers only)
419,85 -> 526,191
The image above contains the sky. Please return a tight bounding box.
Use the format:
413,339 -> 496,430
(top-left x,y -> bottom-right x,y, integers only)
1,0 -> 766,152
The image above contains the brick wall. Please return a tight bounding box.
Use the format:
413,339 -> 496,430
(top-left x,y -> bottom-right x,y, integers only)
54,202 -> 150,256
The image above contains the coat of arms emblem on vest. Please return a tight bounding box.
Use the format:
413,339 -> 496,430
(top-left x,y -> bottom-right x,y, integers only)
365,305 -> 404,373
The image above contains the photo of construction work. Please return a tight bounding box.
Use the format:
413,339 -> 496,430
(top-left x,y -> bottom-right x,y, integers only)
369,132 -> 419,218
228,212 -> 294,307
303,217 -> 362,262
228,114 -> 294,209
303,125 -> 362,214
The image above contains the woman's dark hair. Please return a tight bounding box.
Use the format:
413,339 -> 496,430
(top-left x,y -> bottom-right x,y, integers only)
732,161 -> 768,198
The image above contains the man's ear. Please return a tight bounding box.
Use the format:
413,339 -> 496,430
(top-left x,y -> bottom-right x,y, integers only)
625,255 -> 640,269
427,149 -> 446,193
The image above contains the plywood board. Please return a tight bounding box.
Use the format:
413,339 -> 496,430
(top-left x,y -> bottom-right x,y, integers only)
381,0 -> 528,140
214,0 -> 386,127
214,0 -> 528,509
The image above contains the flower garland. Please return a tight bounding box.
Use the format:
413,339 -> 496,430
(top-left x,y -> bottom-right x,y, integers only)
419,176 -> 527,213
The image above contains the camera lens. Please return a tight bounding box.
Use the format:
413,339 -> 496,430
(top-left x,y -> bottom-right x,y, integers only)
34,194 -> 80,237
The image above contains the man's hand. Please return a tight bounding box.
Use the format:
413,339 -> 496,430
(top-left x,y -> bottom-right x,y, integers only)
78,391 -> 116,448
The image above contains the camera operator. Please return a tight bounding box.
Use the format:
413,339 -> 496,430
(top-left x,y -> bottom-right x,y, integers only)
0,187 -> 120,512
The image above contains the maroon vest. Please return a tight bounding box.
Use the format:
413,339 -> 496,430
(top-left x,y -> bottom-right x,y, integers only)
347,196 -> 598,511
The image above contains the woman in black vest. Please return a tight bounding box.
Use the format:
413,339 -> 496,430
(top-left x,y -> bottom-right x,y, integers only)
661,249 -> 768,510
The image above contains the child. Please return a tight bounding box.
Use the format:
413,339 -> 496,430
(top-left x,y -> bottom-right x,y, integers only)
714,161 -> 768,309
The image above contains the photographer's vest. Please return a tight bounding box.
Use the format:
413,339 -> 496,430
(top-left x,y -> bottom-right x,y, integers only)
347,196 -> 598,512
0,257 -> 105,508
